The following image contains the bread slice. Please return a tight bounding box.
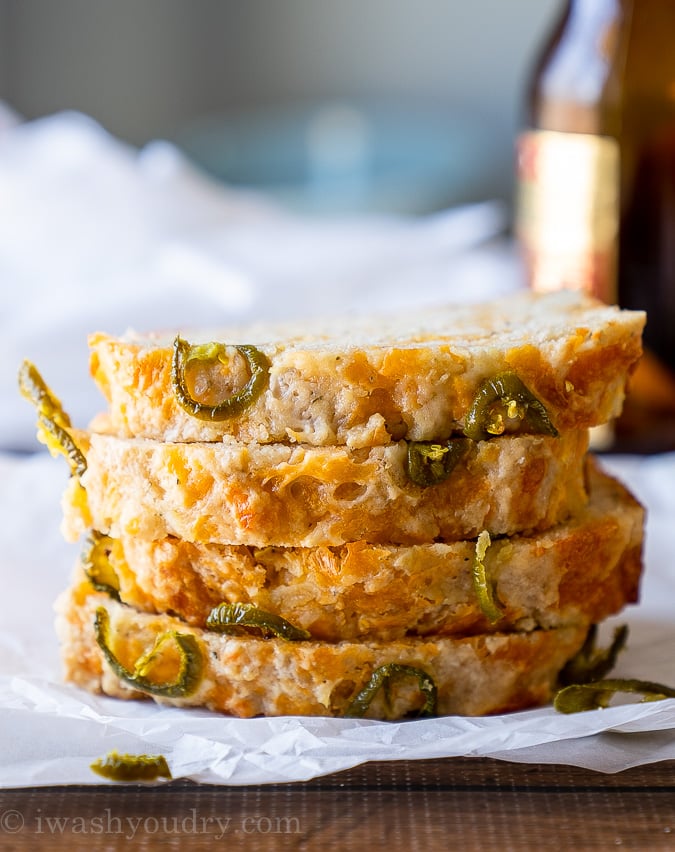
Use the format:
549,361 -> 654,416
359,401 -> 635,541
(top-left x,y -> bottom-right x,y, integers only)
88,290 -> 644,448
55,577 -> 589,718
72,461 -> 643,641
61,430 -> 589,547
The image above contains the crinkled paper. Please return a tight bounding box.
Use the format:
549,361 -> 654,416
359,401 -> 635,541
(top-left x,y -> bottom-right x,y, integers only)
1,452 -> 674,786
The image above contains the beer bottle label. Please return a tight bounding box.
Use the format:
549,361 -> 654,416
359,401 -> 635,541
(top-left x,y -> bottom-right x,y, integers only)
516,130 -> 620,304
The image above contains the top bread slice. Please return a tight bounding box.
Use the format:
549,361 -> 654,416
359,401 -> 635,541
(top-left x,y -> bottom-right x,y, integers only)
89,290 -> 644,448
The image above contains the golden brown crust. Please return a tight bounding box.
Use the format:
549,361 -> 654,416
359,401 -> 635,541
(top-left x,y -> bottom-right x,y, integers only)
55,579 -> 589,719
62,431 -> 590,547
88,291 -> 644,447
74,461 -> 643,641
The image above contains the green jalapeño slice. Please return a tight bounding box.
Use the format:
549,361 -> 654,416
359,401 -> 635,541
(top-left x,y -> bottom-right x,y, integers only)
559,624 -> 629,686
472,530 -> 503,624
82,531 -> 120,601
205,602 -> 311,641
94,607 -> 202,698
464,371 -> 558,441
345,663 -> 437,718
554,678 -> 675,714
18,359 -> 87,476
171,336 -> 269,421
90,751 -> 172,782
406,438 -> 470,487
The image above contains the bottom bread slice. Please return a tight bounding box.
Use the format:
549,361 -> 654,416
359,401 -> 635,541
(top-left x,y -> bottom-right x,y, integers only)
56,578 -> 589,719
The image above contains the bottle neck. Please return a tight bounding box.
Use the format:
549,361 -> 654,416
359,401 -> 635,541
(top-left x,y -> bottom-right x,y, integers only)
530,0 -> 628,134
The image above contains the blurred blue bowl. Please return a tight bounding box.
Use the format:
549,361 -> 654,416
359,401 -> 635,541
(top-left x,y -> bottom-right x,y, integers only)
173,98 -> 492,216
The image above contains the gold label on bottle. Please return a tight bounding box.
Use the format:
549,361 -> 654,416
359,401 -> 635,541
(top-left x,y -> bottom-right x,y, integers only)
516,130 -> 620,303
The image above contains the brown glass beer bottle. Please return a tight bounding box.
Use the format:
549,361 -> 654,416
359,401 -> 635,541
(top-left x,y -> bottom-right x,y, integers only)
516,0 -> 675,453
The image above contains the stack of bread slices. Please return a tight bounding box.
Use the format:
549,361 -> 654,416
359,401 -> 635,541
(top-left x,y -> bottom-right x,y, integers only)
29,290 -> 647,719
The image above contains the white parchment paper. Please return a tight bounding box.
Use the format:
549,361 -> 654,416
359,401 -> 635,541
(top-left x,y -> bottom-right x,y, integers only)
1,110 -> 674,786
2,451 -> 675,786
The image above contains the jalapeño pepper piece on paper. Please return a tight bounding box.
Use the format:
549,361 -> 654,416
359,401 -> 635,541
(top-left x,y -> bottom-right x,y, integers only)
90,751 -> 172,782
554,678 -> 675,714
559,624 -> 629,686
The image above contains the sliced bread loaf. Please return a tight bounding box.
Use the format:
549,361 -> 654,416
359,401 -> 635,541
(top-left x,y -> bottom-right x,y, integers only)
74,461 -> 642,641
62,429 -> 589,547
88,290 -> 644,447
56,578 -> 590,719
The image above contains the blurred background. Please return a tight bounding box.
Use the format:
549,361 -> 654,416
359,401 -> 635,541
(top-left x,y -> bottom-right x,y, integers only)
0,0 -> 567,449
0,0 -> 561,218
